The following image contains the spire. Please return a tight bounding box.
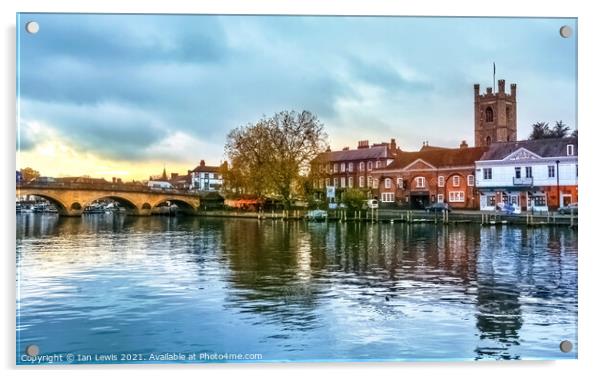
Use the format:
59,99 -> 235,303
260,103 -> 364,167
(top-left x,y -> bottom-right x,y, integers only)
162,164 -> 167,181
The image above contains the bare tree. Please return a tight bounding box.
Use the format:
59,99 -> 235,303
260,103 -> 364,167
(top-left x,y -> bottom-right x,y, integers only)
224,110 -> 328,209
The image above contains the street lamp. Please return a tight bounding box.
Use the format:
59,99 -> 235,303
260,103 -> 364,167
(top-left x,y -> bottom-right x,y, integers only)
556,159 -> 560,211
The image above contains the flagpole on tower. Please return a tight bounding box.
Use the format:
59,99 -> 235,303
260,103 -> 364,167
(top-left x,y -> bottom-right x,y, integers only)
493,62 -> 496,94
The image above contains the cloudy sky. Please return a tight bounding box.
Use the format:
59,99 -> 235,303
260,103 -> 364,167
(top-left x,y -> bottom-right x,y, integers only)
17,14 -> 577,180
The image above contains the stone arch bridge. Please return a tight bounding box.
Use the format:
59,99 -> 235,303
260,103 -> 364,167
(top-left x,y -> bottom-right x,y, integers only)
17,183 -> 201,216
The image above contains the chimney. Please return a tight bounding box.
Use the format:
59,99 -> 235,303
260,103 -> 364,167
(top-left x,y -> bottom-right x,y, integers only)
390,138 -> 397,151
358,140 -> 370,149
486,87 -> 493,94
460,140 -> 468,148
474,83 -> 480,97
498,79 -> 506,94
200,160 -> 206,167
112,177 -> 116,183
510,83 -> 517,97
171,173 -> 178,180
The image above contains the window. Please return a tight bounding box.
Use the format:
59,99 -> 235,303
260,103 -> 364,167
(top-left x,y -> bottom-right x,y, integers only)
376,161 -> 381,169
348,177 -> 353,188
437,194 -> 444,203
506,106 -> 511,121
467,175 -> 475,186
486,136 -> 492,146
452,175 -> 460,187
567,144 -> 574,156
367,161 -> 373,171
359,162 -> 365,172
533,195 -> 547,206
325,178 -> 330,186
348,162 -> 354,172
333,164 -> 338,173
416,177 -> 426,188
487,195 -> 496,206
381,192 -> 395,202
397,178 -> 404,188
341,177 -> 346,188
340,163 -> 346,173
515,167 -> 521,179
525,166 -> 532,178
548,165 -> 555,178
367,176 -> 372,188
333,177 -> 338,187
359,176 -> 365,188
385,178 -> 392,189
373,178 -> 379,189
438,176 -> 444,187
485,106 -> 494,122
448,191 -> 465,203
319,179 -> 324,189
483,168 -> 492,180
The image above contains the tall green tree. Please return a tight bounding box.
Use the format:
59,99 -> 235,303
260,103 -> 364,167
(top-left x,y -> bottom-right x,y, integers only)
551,120 -> 570,138
529,122 -> 551,140
224,110 -> 328,209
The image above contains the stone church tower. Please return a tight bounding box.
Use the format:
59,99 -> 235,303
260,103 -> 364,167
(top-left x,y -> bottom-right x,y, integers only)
474,79 -> 517,147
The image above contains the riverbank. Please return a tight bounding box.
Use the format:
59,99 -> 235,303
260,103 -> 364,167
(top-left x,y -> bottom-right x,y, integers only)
198,208 -> 577,228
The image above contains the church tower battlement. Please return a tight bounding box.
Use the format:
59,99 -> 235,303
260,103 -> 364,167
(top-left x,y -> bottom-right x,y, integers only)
474,79 -> 517,147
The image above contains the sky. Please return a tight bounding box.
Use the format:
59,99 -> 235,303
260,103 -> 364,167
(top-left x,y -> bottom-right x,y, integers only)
17,14 -> 577,181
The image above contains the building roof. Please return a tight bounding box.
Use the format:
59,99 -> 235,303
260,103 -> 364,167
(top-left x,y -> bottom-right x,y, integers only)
480,138 -> 577,161
316,145 -> 394,163
190,159 -> 221,173
376,146 -> 489,171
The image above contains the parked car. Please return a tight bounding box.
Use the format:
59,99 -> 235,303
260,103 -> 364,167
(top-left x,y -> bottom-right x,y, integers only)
425,202 -> 451,213
558,203 -> 578,215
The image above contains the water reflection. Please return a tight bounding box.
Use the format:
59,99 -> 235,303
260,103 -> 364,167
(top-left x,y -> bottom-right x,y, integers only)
16,214 -> 577,362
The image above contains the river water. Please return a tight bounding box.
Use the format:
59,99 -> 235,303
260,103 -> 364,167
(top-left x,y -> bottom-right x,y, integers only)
16,214 -> 578,363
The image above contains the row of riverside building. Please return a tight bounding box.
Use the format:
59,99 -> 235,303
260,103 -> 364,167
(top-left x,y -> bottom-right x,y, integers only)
310,79 -> 578,212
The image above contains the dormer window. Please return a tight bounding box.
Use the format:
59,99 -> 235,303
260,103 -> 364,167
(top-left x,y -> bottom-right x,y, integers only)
567,144 -> 574,156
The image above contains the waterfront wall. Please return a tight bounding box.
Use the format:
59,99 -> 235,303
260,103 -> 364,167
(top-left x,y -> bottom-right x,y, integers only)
198,209 -> 577,227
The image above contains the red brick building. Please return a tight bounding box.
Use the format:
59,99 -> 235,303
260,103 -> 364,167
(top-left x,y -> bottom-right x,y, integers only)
312,139 -> 400,192
371,143 -> 488,209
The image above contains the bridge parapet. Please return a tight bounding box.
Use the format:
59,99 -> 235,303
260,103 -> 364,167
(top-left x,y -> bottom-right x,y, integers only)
16,184 -> 202,217
17,183 -> 199,196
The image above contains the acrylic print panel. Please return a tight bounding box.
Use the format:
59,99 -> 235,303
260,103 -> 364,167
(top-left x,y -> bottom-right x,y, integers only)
16,13 -> 578,364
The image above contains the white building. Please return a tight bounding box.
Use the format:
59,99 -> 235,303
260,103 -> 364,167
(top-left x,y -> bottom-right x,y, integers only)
189,160 -> 223,191
475,138 -> 578,213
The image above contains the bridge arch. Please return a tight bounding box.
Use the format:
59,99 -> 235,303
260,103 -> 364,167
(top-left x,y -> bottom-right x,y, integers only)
152,197 -> 198,215
17,192 -> 70,216
81,195 -> 140,212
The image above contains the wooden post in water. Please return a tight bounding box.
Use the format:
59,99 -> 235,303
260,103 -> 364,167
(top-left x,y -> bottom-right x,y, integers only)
570,208 -> 574,227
